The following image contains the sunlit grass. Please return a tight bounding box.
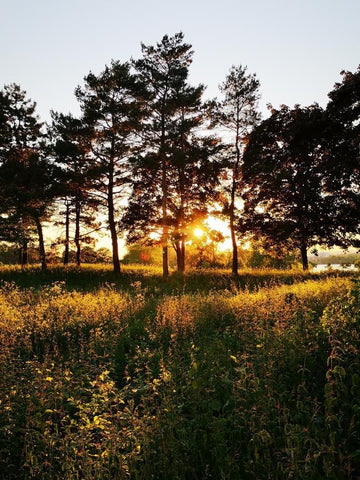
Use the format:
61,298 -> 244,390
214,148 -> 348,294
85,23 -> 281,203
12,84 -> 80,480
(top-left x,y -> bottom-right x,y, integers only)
0,266 -> 359,478
0,262 -> 353,296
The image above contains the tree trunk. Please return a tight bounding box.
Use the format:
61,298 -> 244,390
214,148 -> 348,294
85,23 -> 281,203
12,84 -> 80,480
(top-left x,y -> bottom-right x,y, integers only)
108,159 -> 121,275
109,213 -> 121,275
180,240 -> 185,273
176,115 -> 186,275
300,241 -> 308,271
162,244 -> 169,277
35,217 -> 47,271
63,200 -> 70,265
230,111 -> 241,276
175,239 -> 185,273
175,243 -> 181,271
161,114 -> 169,278
75,200 -> 81,267
20,240 -> 28,269
230,208 -> 238,275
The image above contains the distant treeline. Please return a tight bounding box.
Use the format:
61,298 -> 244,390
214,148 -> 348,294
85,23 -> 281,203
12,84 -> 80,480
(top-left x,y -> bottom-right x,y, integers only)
0,33 -> 359,275
309,253 -> 360,265
0,243 -> 112,266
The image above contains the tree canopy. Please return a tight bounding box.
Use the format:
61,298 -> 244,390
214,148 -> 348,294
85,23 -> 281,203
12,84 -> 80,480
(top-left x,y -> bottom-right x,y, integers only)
325,66 -> 360,247
241,104 -> 340,270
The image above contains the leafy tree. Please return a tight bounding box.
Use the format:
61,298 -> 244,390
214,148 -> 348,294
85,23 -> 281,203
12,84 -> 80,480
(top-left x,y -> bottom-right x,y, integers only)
77,245 -> 112,263
0,84 -> 54,269
125,33 -> 223,274
326,66 -> 360,246
210,65 -> 261,275
121,243 -> 171,266
50,112 -> 100,266
187,226 -> 225,268
246,243 -> 298,269
241,104 -> 338,270
0,242 -> 22,264
75,61 -> 142,275
0,214 -> 35,267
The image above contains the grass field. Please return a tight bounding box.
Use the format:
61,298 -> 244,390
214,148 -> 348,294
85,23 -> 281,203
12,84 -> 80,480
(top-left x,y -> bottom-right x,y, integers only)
0,266 -> 359,479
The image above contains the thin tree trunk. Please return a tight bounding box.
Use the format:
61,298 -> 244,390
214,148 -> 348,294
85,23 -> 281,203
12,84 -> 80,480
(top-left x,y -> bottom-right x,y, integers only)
230,116 -> 241,276
23,241 -> 28,265
108,158 -> 121,275
161,161 -> 169,277
300,241 -> 308,271
109,207 -> 121,274
160,106 -> 169,278
75,200 -> 81,267
63,200 -> 70,265
162,242 -> 169,277
230,207 -> 238,275
181,240 -> 185,273
35,217 -> 47,271
176,113 -> 186,275
175,242 -> 181,271
20,240 -> 28,269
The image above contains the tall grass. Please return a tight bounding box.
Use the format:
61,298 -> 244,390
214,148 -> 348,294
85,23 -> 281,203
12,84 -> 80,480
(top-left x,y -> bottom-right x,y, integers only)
0,263 -> 352,293
0,267 -> 359,479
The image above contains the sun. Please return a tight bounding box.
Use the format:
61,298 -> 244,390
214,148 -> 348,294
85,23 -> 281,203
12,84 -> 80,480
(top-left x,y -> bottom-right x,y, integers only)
193,227 -> 204,238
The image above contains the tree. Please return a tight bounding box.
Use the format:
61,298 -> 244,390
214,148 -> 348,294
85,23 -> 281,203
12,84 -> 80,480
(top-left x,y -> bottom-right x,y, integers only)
128,33 -> 195,276
75,61 -> 142,275
241,104 -> 338,270
50,112 -> 99,266
325,66 -> 360,246
125,33 -> 223,274
168,132 -> 223,272
210,65 -> 261,275
121,243 -> 165,265
187,226 -> 225,268
0,84 -> 54,269
0,212 -> 35,267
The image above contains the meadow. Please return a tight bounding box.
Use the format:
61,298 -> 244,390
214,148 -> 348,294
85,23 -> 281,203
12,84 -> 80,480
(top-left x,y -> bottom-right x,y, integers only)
0,265 -> 359,479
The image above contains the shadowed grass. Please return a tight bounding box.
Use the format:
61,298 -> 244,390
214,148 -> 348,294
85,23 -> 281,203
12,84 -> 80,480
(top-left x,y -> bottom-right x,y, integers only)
0,263 -> 354,294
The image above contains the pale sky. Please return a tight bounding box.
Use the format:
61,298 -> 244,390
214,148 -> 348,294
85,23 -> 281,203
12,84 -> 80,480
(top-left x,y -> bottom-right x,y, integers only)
1,0 -> 359,123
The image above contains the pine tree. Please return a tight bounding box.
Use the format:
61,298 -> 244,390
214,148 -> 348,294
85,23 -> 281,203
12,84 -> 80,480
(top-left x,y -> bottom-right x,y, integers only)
0,84 -> 54,269
209,65 -> 261,275
75,61 -> 142,274
125,33 -> 223,274
51,112 -> 99,265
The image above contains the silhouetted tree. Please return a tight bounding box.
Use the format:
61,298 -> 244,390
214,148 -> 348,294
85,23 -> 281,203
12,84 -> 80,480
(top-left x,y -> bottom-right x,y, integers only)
129,33 -> 195,276
0,84 -> 54,269
51,112 -> 100,266
169,132 -> 223,272
75,61 -> 142,274
209,65 -> 261,275
326,66 -> 360,246
241,104 -> 338,270
125,33 -> 223,273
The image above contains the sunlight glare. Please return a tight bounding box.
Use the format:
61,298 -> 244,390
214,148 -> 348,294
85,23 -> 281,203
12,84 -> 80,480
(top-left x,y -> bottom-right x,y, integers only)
193,227 -> 204,238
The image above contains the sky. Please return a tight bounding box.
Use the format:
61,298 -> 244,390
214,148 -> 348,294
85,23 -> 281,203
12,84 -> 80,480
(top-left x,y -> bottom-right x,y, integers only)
1,0 -> 359,255
1,0 -> 360,123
